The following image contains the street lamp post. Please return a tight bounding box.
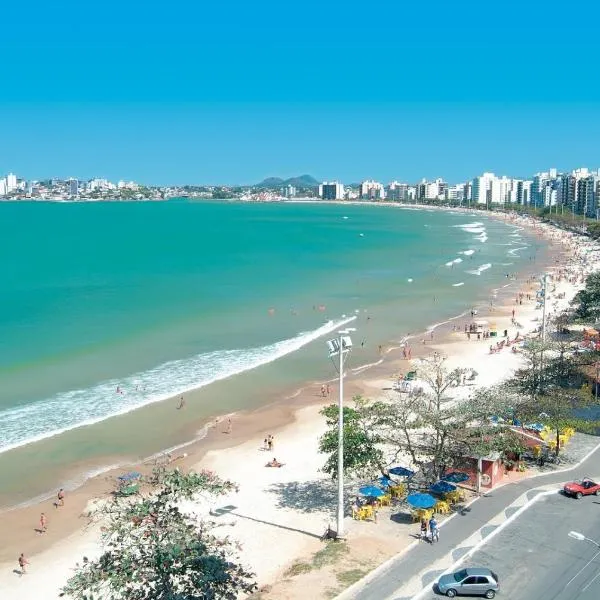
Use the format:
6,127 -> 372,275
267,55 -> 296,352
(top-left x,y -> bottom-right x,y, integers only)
326,327 -> 355,539
568,530 -> 600,548
539,273 -> 550,394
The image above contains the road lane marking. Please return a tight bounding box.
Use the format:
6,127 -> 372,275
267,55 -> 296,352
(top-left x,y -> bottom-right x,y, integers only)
406,489 -> 559,600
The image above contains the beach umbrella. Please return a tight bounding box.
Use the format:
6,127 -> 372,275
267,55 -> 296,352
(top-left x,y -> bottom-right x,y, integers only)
406,492 -> 436,509
442,471 -> 470,484
118,471 -> 141,481
358,485 -> 385,498
378,476 -> 393,488
388,466 -> 415,477
430,481 -> 457,494
525,423 -> 544,432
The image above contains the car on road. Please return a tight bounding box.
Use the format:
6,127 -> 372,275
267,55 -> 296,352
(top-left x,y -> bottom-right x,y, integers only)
436,567 -> 500,598
563,478 -> 600,498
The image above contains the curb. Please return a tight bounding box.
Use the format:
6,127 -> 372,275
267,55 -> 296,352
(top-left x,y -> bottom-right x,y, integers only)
334,439 -> 600,600
333,493 -> 482,600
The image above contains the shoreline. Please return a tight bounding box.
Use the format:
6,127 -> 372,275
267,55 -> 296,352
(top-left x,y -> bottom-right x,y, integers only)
0,205 -> 538,510
1,212 -> 561,556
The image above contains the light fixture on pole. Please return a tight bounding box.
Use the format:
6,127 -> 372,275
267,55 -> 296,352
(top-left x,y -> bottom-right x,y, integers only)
568,530 -> 600,548
326,327 -> 356,539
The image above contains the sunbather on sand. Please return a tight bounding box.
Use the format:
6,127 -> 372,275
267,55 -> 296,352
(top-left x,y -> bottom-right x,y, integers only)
266,458 -> 284,468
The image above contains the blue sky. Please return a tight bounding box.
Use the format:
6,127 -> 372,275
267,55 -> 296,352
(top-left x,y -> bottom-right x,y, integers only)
1,0 -> 599,185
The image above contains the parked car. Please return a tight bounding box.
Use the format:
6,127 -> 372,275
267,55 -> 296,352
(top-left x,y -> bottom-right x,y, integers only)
563,478 -> 600,498
436,567 -> 500,598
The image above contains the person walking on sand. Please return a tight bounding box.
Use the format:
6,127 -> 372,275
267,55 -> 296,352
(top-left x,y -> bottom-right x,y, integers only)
320,384 -> 326,397
40,512 -> 47,534
226,418 -> 232,434
268,435 -> 274,451
18,553 -> 29,575
177,396 -> 185,410
326,384 -> 330,396
57,488 -> 65,507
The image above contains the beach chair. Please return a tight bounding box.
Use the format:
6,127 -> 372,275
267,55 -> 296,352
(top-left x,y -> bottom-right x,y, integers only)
377,494 -> 391,507
357,506 -> 374,521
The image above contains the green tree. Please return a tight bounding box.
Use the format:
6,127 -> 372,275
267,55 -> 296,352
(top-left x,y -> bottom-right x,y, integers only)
573,272 -> 600,321
318,396 -> 387,479
514,388 -> 597,455
61,468 -> 256,600
586,221 -> 600,240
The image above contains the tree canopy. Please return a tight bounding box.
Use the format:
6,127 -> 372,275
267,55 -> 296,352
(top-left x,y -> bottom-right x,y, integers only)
61,468 -> 257,600
574,272 -> 600,321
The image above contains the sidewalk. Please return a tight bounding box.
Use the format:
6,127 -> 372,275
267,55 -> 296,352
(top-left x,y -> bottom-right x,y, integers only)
340,439 -> 600,600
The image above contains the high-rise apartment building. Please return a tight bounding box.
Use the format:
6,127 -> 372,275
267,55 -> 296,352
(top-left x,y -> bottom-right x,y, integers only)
359,180 -> 385,200
6,173 -> 17,192
387,181 -> 409,201
471,173 -> 498,205
319,181 -> 345,200
69,178 -> 79,196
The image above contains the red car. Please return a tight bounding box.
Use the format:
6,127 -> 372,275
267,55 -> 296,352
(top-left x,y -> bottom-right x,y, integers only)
563,478 -> 600,498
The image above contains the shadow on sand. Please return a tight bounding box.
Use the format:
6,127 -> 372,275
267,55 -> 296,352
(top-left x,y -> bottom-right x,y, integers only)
267,479 -> 339,515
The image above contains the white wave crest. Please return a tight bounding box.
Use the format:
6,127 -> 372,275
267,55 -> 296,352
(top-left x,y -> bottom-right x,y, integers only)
0,315 -> 356,455
507,246 -> 528,256
466,263 -> 492,276
452,282 -> 465,287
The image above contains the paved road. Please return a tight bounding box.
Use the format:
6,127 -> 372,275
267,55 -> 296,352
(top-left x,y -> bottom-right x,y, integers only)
466,493 -> 600,599
420,492 -> 600,599
347,442 -> 600,600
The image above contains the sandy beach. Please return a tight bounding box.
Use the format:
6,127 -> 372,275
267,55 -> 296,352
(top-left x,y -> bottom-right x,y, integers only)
2,211 -> 598,599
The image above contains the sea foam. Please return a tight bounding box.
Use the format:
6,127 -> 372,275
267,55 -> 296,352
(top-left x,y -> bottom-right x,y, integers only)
0,315 -> 356,455
466,263 -> 492,276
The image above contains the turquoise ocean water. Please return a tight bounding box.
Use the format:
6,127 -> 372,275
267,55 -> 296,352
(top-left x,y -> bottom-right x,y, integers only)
0,201 -> 543,506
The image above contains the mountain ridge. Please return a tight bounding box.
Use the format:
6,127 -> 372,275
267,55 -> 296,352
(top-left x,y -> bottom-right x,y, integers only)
255,174 -> 319,188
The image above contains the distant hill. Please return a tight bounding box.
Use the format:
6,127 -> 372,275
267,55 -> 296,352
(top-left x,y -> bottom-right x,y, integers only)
255,174 -> 319,189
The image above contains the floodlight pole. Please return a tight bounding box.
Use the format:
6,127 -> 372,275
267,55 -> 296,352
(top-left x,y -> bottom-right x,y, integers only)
327,328 -> 354,539
539,273 -> 549,393
337,331 -> 345,538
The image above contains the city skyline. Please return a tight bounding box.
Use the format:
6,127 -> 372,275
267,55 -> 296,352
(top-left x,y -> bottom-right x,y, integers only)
4,165 -> 600,217
1,1 -> 599,184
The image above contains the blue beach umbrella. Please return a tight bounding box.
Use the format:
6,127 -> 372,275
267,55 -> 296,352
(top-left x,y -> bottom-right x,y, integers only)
358,485 -> 385,498
430,481 -> 457,495
378,476 -> 393,488
118,471 -> 141,482
442,471 -> 470,484
406,493 -> 437,509
388,466 -> 415,477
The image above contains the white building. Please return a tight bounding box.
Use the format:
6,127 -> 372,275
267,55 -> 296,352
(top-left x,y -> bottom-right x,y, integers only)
471,172 -> 497,204
0,178 -> 6,196
446,184 -> 466,201
387,181 -> 409,201
359,180 -> 385,200
6,173 -> 17,192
